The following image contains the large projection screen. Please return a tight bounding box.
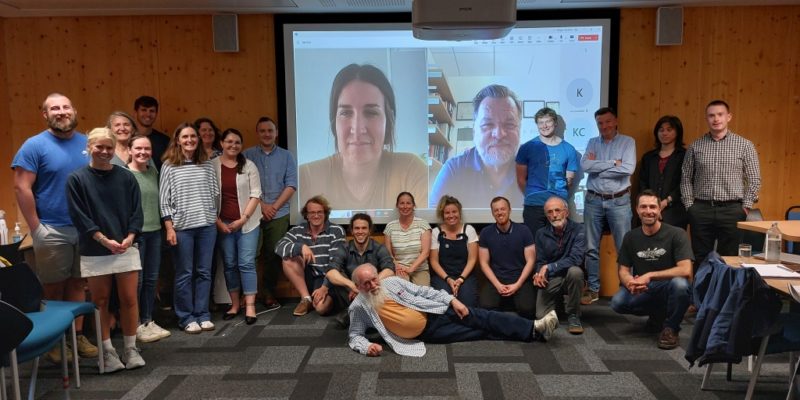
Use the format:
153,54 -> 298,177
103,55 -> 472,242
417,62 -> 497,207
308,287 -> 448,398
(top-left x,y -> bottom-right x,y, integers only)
277,11 -> 619,225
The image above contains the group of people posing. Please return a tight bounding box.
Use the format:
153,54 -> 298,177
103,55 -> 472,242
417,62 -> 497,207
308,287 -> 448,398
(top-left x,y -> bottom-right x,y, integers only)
12,93 -> 298,371
11,84 -> 760,363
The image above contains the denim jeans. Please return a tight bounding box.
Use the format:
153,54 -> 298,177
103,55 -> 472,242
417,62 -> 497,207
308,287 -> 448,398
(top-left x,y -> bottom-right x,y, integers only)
219,225 -> 260,295
584,192 -> 632,292
137,230 -> 162,324
610,277 -> 691,331
172,224 -> 217,328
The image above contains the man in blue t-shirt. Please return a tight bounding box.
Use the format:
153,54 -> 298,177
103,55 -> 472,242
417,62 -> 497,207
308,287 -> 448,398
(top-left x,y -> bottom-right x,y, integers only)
478,196 -> 538,320
11,93 -> 96,361
516,107 -> 579,237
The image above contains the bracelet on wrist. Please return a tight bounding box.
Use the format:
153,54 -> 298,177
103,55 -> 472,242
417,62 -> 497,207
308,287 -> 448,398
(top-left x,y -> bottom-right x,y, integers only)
458,275 -> 466,281
95,234 -> 105,243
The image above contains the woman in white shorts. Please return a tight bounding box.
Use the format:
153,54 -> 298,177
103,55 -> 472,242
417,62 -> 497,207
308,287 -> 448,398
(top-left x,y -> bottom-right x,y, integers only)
66,127 -> 145,373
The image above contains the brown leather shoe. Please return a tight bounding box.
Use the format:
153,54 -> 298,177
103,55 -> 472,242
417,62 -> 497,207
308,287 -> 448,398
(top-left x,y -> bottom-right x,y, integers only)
657,327 -> 679,350
292,298 -> 312,316
580,290 -> 598,305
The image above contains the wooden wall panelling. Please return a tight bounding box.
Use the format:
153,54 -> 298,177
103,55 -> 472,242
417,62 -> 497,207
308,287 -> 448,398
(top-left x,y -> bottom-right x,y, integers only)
618,6 -> 800,221
618,8 -> 664,198
0,17 -> 14,225
154,14 -> 278,147
732,9 -> 793,220
1,14 -> 279,230
72,16 -> 161,128
783,10 -> 800,209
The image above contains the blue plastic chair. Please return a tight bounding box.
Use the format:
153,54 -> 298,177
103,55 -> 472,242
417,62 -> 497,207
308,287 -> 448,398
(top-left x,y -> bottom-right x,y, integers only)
0,263 -> 103,399
0,300 -> 32,400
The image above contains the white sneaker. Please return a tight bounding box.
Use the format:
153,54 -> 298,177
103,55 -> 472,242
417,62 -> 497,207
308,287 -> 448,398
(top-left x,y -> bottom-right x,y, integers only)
136,323 -> 161,343
533,310 -> 560,341
200,321 -> 215,331
122,347 -> 145,370
101,348 -> 125,373
149,321 -> 171,340
184,322 -> 202,334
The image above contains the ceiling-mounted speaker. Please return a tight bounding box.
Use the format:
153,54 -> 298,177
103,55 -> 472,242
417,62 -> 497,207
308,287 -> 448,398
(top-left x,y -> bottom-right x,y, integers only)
656,7 -> 683,46
213,14 -> 239,52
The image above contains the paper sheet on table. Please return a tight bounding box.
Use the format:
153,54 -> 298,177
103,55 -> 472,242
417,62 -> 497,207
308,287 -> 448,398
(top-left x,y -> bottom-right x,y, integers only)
741,263 -> 800,278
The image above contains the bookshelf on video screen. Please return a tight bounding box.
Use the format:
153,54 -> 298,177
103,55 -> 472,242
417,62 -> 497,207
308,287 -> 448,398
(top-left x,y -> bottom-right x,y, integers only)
282,15 -> 616,225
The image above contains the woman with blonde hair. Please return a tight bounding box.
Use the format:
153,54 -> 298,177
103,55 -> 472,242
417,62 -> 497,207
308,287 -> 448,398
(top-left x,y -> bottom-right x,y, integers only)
67,127 -> 144,372
429,195 -> 479,306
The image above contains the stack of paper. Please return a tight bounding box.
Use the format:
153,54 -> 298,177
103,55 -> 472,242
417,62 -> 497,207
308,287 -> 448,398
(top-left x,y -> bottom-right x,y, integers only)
741,263 -> 800,278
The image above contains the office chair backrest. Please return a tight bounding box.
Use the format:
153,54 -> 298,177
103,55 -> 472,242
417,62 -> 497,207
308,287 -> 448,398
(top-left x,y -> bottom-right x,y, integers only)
0,262 -> 43,313
0,237 -> 24,265
0,300 -> 33,354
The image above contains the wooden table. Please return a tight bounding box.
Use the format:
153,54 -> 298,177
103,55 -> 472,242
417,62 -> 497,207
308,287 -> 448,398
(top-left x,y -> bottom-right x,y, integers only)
737,220 -> 800,242
722,255 -> 800,296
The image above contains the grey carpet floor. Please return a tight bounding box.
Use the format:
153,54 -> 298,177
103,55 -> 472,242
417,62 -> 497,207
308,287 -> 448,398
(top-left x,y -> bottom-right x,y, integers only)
10,299 -> 798,399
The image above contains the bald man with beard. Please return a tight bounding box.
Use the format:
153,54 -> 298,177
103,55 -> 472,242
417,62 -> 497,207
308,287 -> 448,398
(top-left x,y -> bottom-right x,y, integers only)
347,263 -> 558,357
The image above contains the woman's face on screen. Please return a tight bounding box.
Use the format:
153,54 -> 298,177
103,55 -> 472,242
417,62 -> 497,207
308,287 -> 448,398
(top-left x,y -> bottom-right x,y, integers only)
335,80 -> 386,166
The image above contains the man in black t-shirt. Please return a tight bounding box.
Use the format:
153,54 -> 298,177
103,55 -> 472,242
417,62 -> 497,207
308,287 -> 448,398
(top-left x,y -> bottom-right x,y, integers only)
610,190 -> 692,350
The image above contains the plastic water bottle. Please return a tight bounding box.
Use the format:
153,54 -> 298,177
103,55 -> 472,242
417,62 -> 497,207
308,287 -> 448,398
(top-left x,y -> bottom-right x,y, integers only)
765,222 -> 782,262
12,222 -> 22,243
0,210 -> 7,245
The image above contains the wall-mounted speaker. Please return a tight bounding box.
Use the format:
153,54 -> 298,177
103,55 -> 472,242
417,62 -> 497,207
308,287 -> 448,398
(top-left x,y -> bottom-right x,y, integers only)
213,14 -> 239,53
656,7 -> 683,46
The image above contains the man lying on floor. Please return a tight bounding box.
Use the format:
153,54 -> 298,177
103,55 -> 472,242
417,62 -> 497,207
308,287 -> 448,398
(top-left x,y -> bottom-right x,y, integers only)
347,263 -> 559,357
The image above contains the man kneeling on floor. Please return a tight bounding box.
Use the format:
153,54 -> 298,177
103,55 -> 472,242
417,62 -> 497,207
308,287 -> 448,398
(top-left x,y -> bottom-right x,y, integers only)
611,189 -> 692,350
348,263 -> 559,357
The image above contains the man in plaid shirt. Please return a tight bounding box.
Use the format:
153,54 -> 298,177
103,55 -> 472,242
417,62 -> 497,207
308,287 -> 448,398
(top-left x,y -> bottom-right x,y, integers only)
347,264 -> 559,357
681,100 -> 761,267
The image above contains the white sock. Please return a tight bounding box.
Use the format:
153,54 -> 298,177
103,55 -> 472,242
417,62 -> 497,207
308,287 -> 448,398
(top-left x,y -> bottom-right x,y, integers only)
123,335 -> 136,349
102,339 -> 114,352
303,296 -> 312,302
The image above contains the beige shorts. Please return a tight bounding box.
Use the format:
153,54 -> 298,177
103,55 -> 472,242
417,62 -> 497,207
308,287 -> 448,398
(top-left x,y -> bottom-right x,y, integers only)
396,268 -> 431,287
31,223 -> 81,284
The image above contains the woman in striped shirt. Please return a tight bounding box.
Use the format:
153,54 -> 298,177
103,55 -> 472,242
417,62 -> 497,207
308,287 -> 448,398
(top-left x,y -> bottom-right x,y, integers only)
159,122 -> 220,334
383,192 -> 432,286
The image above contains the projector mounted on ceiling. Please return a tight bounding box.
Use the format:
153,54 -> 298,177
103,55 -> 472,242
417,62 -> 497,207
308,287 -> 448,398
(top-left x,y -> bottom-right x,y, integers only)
412,0 -> 517,41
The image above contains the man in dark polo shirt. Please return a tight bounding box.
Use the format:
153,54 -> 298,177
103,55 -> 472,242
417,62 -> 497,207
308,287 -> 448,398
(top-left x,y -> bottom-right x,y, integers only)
611,190 -> 693,350
478,196 -> 536,319
326,213 -> 394,326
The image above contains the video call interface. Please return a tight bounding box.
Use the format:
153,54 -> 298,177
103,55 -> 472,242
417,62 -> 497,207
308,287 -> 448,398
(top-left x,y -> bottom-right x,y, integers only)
283,18 -> 613,225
